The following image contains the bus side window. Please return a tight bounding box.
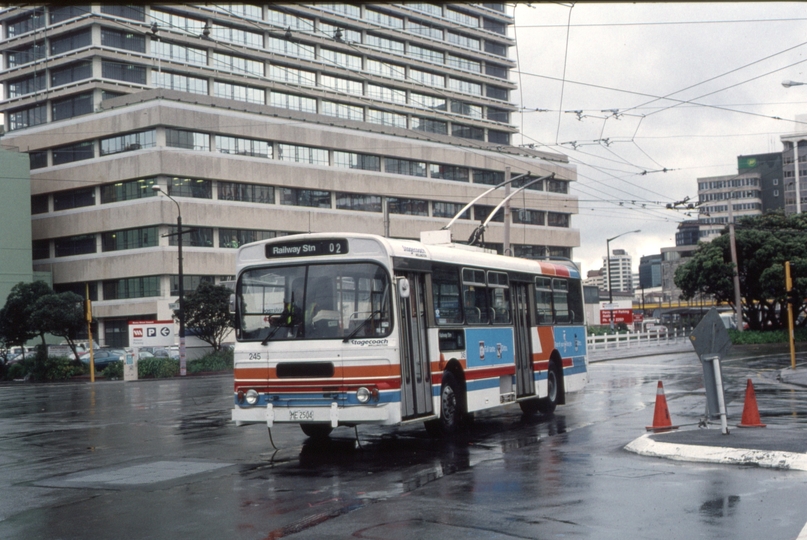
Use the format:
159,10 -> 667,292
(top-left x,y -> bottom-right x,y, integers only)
553,278 -> 570,324
462,268 -> 488,325
487,271 -> 510,324
431,264 -> 462,325
568,278 -> 585,324
535,277 -> 553,324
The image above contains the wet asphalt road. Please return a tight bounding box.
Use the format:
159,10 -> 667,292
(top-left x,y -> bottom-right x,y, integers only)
2,346 -> 807,540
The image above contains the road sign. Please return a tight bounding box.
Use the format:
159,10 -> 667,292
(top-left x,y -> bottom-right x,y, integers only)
129,320 -> 175,347
689,308 -> 732,359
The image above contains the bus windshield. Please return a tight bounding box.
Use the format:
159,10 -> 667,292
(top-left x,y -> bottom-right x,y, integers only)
237,262 -> 392,342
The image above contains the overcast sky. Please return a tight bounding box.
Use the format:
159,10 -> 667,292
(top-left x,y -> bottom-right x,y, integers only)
510,2 -> 807,276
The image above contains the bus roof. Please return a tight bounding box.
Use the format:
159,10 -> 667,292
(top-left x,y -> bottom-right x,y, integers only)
237,232 -> 581,280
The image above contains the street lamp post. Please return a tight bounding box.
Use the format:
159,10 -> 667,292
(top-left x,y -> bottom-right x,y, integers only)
606,229 -> 641,331
152,185 -> 187,376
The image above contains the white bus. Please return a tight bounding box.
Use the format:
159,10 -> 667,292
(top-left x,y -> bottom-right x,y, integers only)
231,233 -> 588,438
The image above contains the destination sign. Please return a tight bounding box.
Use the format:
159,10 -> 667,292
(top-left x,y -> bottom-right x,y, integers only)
265,239 -> 349,259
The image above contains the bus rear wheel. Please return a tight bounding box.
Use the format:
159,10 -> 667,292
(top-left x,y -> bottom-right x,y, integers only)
425,371 -> 463,437
300,424 -> 333,439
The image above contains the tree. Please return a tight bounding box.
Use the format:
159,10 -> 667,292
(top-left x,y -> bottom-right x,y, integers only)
0,281 -> 54,352
675,211 -> 807,330
31,292 -> 85,362
176,282 -> 234,351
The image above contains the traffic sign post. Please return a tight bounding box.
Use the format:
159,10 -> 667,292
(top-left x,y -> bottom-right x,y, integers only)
127,320 -> 175,382
689,308 -> 733,435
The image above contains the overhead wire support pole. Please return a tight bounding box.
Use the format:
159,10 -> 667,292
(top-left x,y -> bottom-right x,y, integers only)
442,172 -> 532,232
468,174 -> 555,246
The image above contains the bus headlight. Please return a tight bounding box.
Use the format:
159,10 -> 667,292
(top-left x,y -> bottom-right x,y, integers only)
356,387 -> 372,403
245,389 -> 259,405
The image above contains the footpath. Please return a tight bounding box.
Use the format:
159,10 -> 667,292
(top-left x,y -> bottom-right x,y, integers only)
592,340 -> 807,472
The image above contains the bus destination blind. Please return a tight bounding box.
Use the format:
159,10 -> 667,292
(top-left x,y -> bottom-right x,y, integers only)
265,239 -> 349,259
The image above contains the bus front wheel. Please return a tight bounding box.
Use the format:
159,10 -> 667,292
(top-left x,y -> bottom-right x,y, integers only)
425,371 -> 463,437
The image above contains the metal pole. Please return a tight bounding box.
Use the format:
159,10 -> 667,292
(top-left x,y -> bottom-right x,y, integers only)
607,238 -> 613,331
85,283 -> 94,383
503,167 -> 511,255
177,213 -> 186,376
712,358 -> 729,435
786,261 -> 796,369
727,192 -> 743,331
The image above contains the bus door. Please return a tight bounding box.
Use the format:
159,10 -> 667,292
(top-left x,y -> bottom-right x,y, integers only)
396,272 -> 433,418
512,282 -> 535,397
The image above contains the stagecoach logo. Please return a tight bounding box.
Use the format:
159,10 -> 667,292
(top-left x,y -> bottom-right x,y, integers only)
402,245 -> 428,258
557,330 -> 579,352
349,338 -> 389,347
479,341 -> 507,360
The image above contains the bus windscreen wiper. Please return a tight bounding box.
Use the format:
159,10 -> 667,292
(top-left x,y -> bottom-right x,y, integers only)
343,310 -> 382,342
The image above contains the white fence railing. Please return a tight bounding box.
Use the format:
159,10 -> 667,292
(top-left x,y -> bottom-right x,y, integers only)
586,328 -> 691,351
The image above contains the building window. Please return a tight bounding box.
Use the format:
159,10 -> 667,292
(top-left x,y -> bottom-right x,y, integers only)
101,90 -> 125,102
484,41 -> 508,57
32,239 -> 50,260
280,188 -> 331,208
547,212 -> 570,228
267,9 -> 315,32
451,123 -> 484,141
546,179 -> 569,194
50,29 -> 92,55
409,44 -> 444,64
388,197 -> 428,216
488,130 -> 511,145
385,158 -> 426,177
101,178 -> 157,203
412,117 -> 448,135
267,37 -> 315,60
211,52 -> 264,76
101,61 -> 146,84
169,226 -> 213,247
450,101 -> 483,119
100,28 -> 145,53
409,68 -> 445,87
52,141 -> 94,165
447,54 -> 481,73
487,107 -> 510,123
8,104 -> 46,131
366,9 -> 404,29
486,63 -> 508,79
333,152 -> 381,171
31,194 -> 49,214
430,164 -> 469,182
433,201 -> 470,219
170,275 -> 214,295
152,41 -> 207,65
100,130 -> 156,156
215,136 -> 272,158
211,24 -> 263,48
486,85 -> 509,101
29,151 -> 48,170
482,18 -> 507,35
150,10 -> 205,34
269,91 -> 317,113
367,84 -> 406,104
549,246 -> 571,258
166,129 -> 210,151
407,3 -> 443,17
8,74 -> 46,98
320,21 -> 361,42
52,92 -> 93,121
213,81 -> 265,104
447,32 -> 481,50
365,34 -> 405,54
168,177 -> 212,199
320,75 -> 363,96
55,234 -> 96,257
103,276 -> 161,300
366,59 -> 405,80
152,71 -> 208,95
514,245 -> 547,260
102,227 -> 158,251
268,65 -> 316,86
100,5 -> 145,21
320,48 -> 363,70
449,78 -> 482,96
410,93 -> 447,110
213,4 -> 262,20
277,144 -> 328,165
50,61 -> 92,88
513,209 -> 545,226
514,175 -> 545,191
7,8 -> 45,38
218,181 -> 274,203
54,187 -> 95,210
473,170 -> 504,186
336,193 -> 382,212
219,229 -> 278,249
474,205 -> 504,222
408,20 -> 443,40
446,8 -> 479,27
367,109 -> 407,128
7,42 -> 46,67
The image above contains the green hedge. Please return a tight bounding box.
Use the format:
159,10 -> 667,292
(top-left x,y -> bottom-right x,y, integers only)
138,357 -> 180,378
187,350 -> 233,374
729,328 -> 807,345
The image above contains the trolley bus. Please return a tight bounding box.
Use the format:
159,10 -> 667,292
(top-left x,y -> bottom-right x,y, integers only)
231,232 -> 588,438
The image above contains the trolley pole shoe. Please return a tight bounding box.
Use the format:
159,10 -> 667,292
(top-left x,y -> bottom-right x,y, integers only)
646,380 -> 679,433
738,378 -> 766,428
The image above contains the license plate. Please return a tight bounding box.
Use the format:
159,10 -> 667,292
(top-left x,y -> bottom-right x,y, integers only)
288,409 -> 315,421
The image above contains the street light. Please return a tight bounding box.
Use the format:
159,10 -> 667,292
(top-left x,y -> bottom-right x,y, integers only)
606,229 -> 641,331
152,185 -> 187,376
782,80 -> 806,88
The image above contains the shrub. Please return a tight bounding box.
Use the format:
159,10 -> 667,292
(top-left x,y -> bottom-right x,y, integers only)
103,360 -> 124,380
729,328 -> 807,345
138,357 -> 179,378
187,349 -> 234,374
7,362 -> 28,380
43,356 -> 84,381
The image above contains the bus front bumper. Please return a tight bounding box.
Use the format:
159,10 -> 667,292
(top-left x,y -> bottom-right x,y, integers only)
232,402 -> 392,427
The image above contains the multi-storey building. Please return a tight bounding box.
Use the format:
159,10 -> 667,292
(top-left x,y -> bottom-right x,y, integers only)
0,4 -> 579,347
638,254 -> 661,289
603,248 -> 632,295
781,129 -> 807,215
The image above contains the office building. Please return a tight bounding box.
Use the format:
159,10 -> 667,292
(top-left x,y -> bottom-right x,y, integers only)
638,254 -> 661,289
0,4 -> 579,346
603,248 -> 632,295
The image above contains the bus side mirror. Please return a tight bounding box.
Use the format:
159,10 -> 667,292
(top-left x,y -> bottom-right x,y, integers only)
398,278 -> 410,299
229,293 -> 236,314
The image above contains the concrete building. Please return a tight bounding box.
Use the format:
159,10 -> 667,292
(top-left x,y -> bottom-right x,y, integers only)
603,248 -> 632,295
638,253 -> 661,289
781,123 -> 807,215
0,4 -> 579,347
660,221 -> 699,303
0,146 -> 33,303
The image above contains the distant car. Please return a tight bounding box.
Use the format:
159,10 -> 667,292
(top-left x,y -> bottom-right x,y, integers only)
79,349 -> 126,370
152,348 -> 180,360
138,351 -> 155,360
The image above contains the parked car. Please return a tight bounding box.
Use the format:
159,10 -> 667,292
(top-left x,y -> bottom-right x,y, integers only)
79,349 -> 126,370
152,347 -> 180,360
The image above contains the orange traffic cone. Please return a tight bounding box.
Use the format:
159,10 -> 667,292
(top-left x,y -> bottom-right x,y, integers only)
646,381 -> 679,432
738,379 -> 766,428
